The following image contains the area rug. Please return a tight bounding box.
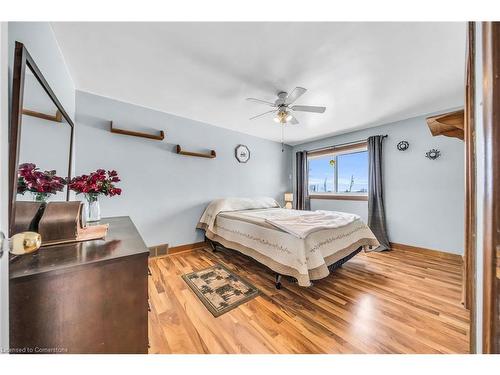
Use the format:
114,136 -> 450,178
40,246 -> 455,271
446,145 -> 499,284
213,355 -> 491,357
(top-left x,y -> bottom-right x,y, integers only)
182,263 -> 260,317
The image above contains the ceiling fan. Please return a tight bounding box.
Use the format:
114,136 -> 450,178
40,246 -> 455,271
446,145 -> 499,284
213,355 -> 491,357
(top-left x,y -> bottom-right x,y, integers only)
246,87 -> 326,125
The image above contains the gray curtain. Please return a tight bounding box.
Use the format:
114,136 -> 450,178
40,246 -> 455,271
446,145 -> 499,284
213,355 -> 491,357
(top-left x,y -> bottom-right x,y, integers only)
367,136 -> 390,251
295,151 -> 310,210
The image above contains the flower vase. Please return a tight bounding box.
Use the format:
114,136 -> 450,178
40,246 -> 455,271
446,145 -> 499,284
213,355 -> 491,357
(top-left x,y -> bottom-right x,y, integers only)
84,193 -> 101,222
32,192 -> 50,203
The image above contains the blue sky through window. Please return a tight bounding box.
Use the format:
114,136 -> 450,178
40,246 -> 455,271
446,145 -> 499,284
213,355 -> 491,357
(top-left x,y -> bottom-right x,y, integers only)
308,156 -> 334,193
308,150 -> 368,194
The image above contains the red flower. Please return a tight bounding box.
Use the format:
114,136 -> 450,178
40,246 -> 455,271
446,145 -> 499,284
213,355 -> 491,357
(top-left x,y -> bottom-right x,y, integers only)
17,163 -> 67,196
69,169 -> 122,198
109,187 -> 122,197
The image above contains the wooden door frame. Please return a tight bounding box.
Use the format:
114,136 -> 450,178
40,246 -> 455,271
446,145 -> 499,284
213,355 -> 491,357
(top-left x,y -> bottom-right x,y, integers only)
482,21 -> 500,354
464,21 -> 476,353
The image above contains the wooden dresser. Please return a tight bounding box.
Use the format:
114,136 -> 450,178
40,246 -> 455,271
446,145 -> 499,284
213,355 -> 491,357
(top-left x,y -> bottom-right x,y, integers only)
9,216 -> 149,354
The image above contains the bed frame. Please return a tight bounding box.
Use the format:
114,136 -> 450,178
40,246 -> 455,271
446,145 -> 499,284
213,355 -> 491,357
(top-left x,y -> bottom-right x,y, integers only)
205,236 -> 361,289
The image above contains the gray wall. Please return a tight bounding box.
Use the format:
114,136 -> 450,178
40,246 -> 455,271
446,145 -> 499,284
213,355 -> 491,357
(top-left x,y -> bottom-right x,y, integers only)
8,22 -> 75,120
8,22 -> 77,199
75,91 -> 292,247
293,112 -> 465,255
8,22 -> 77,198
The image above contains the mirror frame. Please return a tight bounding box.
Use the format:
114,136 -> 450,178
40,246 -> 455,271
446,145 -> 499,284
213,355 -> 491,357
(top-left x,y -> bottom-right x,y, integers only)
9,41 -> 75,236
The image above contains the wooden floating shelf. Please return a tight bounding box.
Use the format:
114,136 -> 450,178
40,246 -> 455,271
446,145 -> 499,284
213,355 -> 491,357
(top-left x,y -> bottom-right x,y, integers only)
176,145 -> 216,159
426,109 -> 464,140
110,121 -> 165,141
22,108 -> 62,123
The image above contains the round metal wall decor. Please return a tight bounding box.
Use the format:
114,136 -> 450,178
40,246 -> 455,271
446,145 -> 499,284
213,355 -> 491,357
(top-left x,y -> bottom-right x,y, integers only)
425,149 -> 441,160
235,144 -> 250,163
397,140 -> 409,151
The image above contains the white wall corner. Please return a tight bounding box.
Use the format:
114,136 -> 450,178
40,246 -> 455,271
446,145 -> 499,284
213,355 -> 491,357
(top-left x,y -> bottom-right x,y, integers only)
0,21 -> 10,354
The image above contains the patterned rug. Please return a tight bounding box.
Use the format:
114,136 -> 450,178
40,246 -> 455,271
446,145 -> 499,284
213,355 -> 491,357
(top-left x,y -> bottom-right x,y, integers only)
182,263 -> 260,317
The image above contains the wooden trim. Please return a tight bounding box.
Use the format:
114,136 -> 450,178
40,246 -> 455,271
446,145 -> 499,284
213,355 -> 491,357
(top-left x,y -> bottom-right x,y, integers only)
22,108 -> 62,123
168,241 -> 206,255
482,21 -> 500,354
8,42 -> 26,237
464,21 -> 477,353
390,242 -> 463,263
309,194 -> 368,201
426,109 -> 464,140
148,241 -> 207,258
308,141 -> 367,158
110,121 -> 165,141
176,145 -> 216,159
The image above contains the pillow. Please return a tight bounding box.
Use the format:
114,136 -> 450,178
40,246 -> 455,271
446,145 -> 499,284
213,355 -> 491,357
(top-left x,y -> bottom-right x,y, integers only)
198,197 -> 280,231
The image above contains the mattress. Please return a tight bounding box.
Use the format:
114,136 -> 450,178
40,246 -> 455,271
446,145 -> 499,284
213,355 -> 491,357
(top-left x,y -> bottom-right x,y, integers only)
205,208 -> 379,286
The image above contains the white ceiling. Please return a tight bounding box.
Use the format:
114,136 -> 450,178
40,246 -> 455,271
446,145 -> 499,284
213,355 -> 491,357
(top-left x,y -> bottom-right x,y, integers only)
51,22 -> 466,145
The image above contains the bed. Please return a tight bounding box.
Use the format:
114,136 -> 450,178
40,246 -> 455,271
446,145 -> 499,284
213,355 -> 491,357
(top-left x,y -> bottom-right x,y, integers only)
197,197 -> 379,288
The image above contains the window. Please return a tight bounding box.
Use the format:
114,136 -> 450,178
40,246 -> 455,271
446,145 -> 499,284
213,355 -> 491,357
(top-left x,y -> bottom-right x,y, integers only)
307,143 -> 368,200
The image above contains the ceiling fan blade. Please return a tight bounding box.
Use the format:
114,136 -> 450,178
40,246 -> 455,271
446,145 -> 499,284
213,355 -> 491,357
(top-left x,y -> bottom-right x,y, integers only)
291,105 -> 326,113
246,98 -> 276,107
285,87 -> 307,104
249,110 -> 276,120
288,114 -> 299,125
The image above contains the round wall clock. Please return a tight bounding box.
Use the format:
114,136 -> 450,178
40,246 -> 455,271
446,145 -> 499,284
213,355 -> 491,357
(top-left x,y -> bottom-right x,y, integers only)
235,144 -> 250,163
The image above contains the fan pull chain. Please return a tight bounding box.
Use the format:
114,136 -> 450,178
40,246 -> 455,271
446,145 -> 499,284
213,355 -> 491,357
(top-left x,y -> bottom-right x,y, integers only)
281,124 -> 284,152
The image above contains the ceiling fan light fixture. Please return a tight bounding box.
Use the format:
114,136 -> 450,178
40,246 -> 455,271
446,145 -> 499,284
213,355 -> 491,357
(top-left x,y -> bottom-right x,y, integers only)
247,86 -> 326,124
274,110 -> 290,124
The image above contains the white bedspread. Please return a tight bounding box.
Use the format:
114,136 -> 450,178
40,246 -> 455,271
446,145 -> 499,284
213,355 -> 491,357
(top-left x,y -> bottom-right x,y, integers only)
204,207 -> 379,286
264,210 -> 360,239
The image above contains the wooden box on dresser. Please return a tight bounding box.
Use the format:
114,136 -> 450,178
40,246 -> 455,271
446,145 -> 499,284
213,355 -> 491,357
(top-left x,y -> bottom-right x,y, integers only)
9,216 -> 149,354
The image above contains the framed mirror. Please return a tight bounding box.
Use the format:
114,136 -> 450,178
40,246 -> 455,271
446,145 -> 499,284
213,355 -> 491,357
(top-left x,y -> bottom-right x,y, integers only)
9,41 -> 74,236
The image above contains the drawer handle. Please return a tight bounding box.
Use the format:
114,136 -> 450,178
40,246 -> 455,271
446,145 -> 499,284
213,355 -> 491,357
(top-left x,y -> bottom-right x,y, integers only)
148,301 -> 151,312
148,268 -> 152,276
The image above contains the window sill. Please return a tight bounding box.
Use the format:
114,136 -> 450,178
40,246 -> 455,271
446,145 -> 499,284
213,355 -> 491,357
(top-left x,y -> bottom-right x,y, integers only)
309,194 -> 368,201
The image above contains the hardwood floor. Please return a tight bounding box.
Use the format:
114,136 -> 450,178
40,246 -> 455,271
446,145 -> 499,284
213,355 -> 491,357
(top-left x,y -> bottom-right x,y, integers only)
148,246 -> 469,354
